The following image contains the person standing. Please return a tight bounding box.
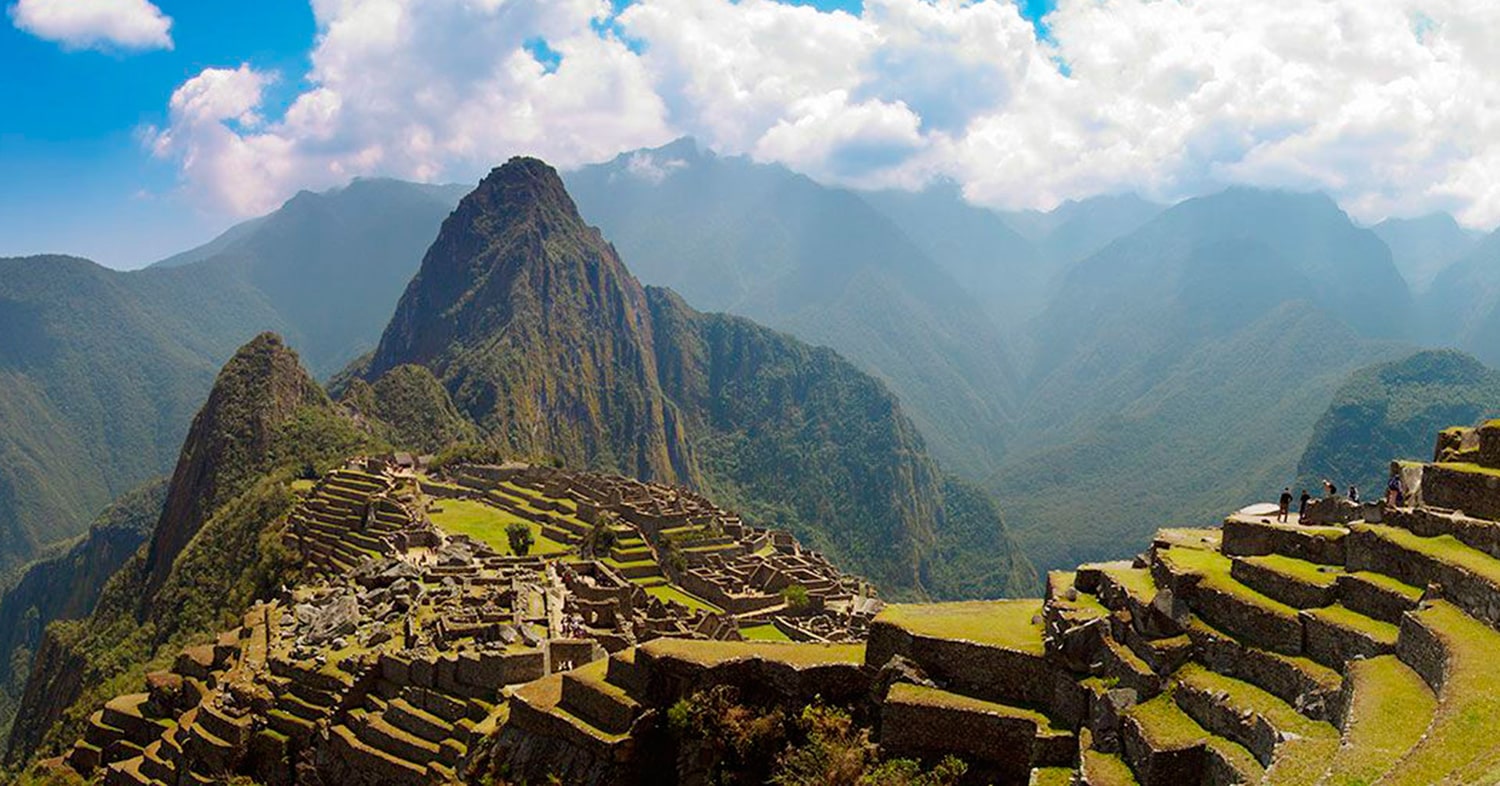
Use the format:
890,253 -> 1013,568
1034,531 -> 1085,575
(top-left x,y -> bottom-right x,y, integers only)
1299,489 -> 1312,521
1278,487 -> 1293,522
1349,485 -> 1360,503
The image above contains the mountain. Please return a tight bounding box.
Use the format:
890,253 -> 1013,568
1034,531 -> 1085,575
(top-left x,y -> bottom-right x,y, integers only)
989,188 -> 1413,570
1002,193 -> 1165,268
859,183 -> 1043,326
339,364 -> 478,454
5,333 -> 374,766
1418,229 -> 1500,367
1295,349 -> 1500,496
563,139 -> 1020,478
0,181 -> 463,577
151,178 -> 468,375
0,478 -> 165,744
1371,213 -> 1479,292
360,156 -> 1033,599
0,255 -> 293,576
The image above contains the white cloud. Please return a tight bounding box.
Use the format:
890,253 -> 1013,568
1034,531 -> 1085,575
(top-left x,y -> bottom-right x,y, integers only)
11,0 -> 171,51
149,0 -> 1500,229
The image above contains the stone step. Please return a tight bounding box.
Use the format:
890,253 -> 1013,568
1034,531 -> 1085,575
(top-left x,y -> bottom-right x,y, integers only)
1384,505 -> 1500,561
1348,523 -> 1500,630
881,682 -> 1074,784
604,648 -> 647,700
1097,634 -> 1161,698
559,659 -> 642,735
64,740 -> 102,775
400,685 -> 471,724
1319,655 -> 1436,786
1115,625 -> 1191,677
1230,554 -> 1342,609
1298,604 -> 1398,670
1334,570 -> 1422,625
351,707 -> 446,765
1185,618 -> 1343,723
327,723 -> 427,785
1119,693 -> 1261,786
384,697 -> 456,744
1028,766 -> 1074,786
1418,462 -> 1500,521
1153,546 -> 1304,656
140,740 -> 177,783
1222,515 -> 1348,565
1171,663 -> 1338,784
1385,600 -> 1500,783
101,756 -> 151,786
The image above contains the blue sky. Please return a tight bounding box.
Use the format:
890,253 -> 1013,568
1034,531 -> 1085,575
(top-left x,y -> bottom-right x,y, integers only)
4,0 -> 1491,268
0,0 -> 1060,269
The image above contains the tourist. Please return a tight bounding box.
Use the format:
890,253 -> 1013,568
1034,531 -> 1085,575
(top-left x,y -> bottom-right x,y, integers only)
1386,473 -> 1403,507
1278,487 -> 1293,523
1298,490 -> 1311,520
1349,485 -> 1359,503
1322,478 -> 1337,497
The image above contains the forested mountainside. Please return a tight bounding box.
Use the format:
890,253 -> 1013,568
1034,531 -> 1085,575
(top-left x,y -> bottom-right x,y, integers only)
360,157 -> 1032,600
1418,227 -> 1500,368
6,334 -> 376,766
0,479 -> 165,745
1296,349 -> 1500,497
564,139 -> 1021,479
1371,213 -> 1480,293
0,182 -> 462,576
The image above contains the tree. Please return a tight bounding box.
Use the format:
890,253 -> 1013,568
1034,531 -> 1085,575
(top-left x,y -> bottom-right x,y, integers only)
781,584 -> 811,613
506,523 -> 535,556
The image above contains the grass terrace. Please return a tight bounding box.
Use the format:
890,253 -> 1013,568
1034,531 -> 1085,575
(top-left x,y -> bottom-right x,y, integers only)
1238,554 -> 1342,588
1321,655 -> 1435,786
1381,601 -> 1500,785
1304,604 -> 1399,645
640,639 -> 865,668
1355,523 -> 1500,586
645,584 -> 722,614
1153,527 -> 1222,551
427,497 -> 570,555
738,623 -> 792,642
1158,547 -> 1300,620
1126,692 -> 1208,750
875,600 -> 1045,655
1174,664 -> 1337,784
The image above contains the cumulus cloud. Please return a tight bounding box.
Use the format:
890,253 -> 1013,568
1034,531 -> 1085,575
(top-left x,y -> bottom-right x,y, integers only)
11,0 -> 172,51
149,0 -> 1500,229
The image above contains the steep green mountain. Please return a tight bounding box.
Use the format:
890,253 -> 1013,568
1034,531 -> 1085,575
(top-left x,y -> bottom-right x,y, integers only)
1371,213 -> 1479,292
361,157 -> 1033,599
5,333 -> 375,766
340,364 -> 478,454
1418,229 -> 1500,367
0,181 -> 462,576
0,255 -> 291,575
0,479 -> 165,745
1295,349 -> 1500,495
153,178 -> 468,374
564,139 -> 1019,478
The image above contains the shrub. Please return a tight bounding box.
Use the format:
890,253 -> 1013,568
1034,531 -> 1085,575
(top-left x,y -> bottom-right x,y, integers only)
781,584 -> 811,613
506,523 -> 535,556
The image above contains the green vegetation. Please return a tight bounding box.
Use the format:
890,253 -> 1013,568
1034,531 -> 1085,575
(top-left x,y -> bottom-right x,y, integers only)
1356,524 -> 1500,585
1379,601 -> 1500,785
1125,693 -> 1208,749
663,685 -> 964,786
1174,664 -> 1338,784
739,623 -> 792,642
352,158 -> 1033,600
642,639 -> 865,669
646,585 -> 722,614
781,584 -> 811,613
340,364 -> 477,454
1304,604 -> 1399,645
875,600 -> 1044,654
1321,655 -> 1436,786
425,498 -> 568,556
1295,349 -> 1500,495
1238,554 -> 1341,588
505,523 -> 534,557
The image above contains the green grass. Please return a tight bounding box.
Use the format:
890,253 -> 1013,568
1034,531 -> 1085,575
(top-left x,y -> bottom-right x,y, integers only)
1153,528 -> 1222,551
739,623 -> 792,642
1101,566 -> 1157,601
641,638 -> 865,668
426,497 -> 570,555
1380,601 -> 1500,785
1303,603 -> 1399,645
645,584 -> 722,614
1239,553 -> 1342,587
1174,664 -> 1337,785
1158,546 -> 1300,619
1356,523 -> 1500,586
1125,692 -> 1208,749
886,683 -> 1053,725
1343,570 -> 1423,601
1434,461 -> 1500,478
875,599 -> 1044,654
1321,655 -> 1436,786
290,478 -> 315,493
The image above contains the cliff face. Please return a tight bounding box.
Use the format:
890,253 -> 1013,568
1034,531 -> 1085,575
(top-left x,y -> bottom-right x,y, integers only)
142,333 -> 329,597
367,158 -> 696,485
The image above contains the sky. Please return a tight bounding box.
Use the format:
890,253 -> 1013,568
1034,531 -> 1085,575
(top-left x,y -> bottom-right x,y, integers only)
2,0 -> 1498,269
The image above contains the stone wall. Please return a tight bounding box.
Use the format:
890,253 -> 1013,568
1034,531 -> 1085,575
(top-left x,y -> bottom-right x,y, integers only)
1422,465 -> 1500,521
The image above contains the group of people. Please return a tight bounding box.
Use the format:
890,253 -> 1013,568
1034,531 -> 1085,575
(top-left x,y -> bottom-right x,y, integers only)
1274,473 -> 1405,523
